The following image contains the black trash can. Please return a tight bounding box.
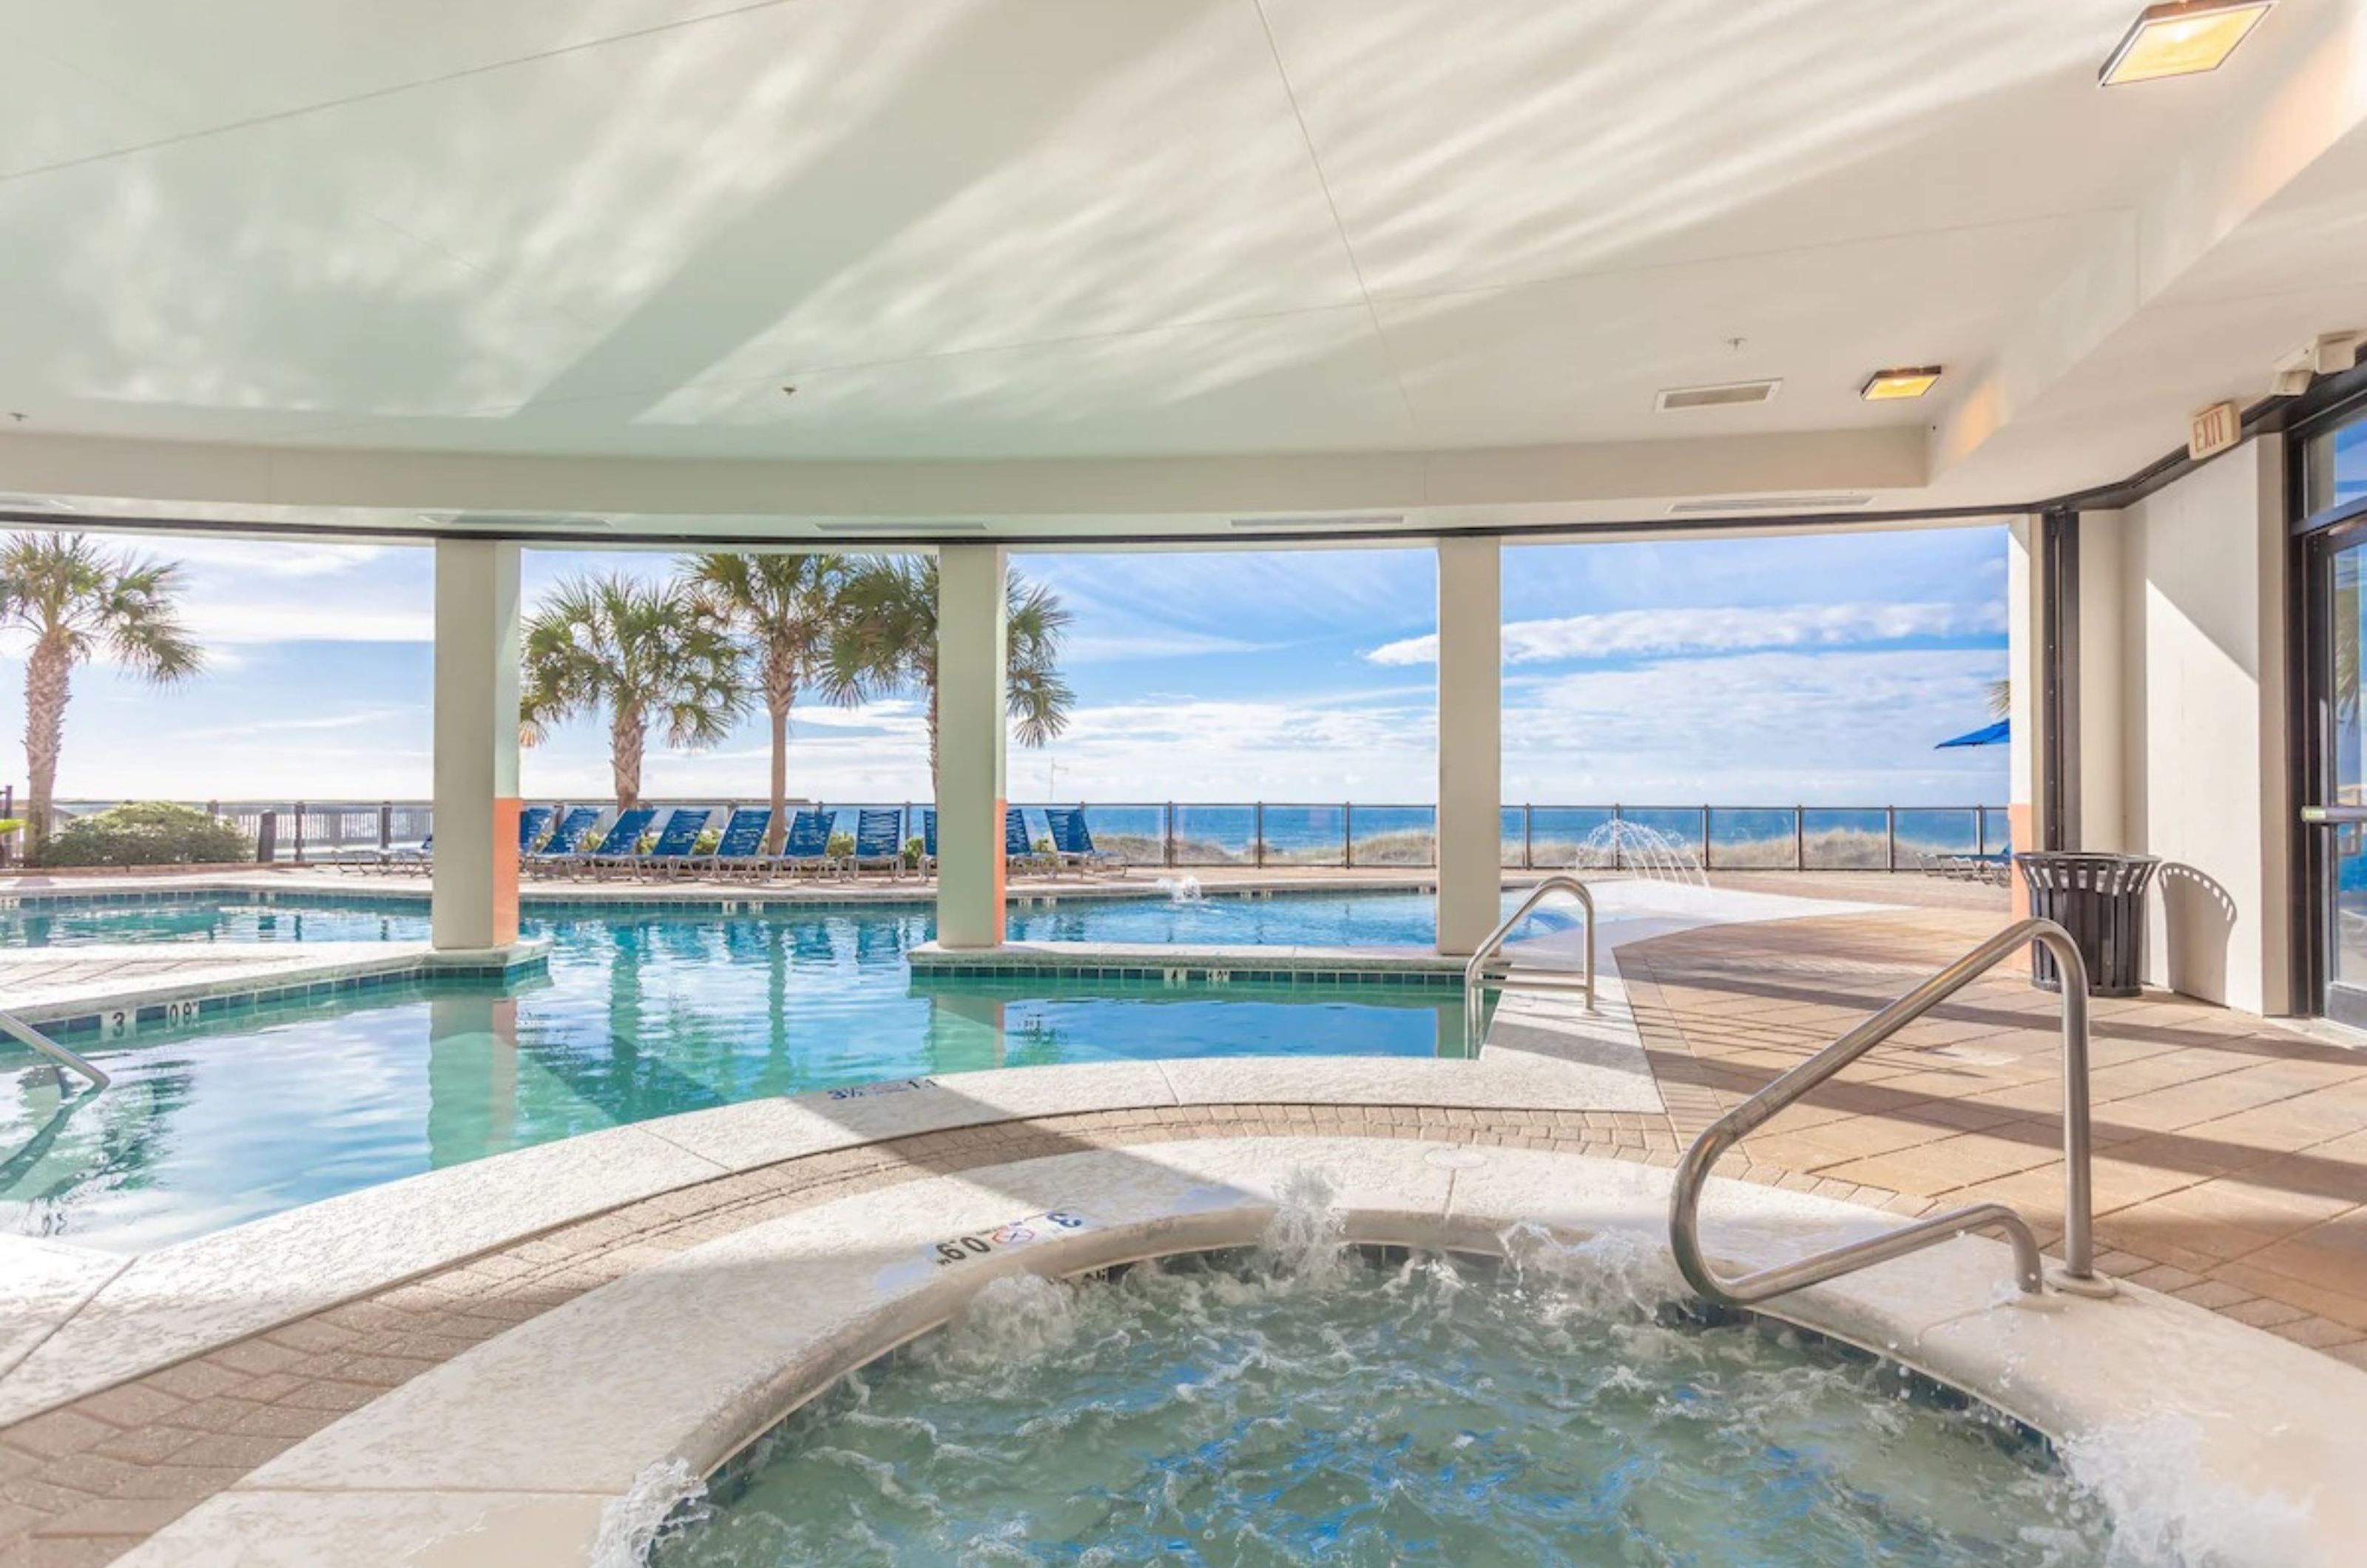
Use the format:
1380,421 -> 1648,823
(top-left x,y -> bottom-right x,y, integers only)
2014,851 -> 2161,998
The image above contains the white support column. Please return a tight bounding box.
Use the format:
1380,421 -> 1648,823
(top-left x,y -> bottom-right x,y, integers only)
2005,516 -> 2044,922
936,544 -> 1009,950
2076,510 -> 2126,854
431,538 -> 523,953
1436,538 -> 1502,956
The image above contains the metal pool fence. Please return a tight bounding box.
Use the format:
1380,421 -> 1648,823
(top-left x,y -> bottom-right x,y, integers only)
44,799 -> 2010,871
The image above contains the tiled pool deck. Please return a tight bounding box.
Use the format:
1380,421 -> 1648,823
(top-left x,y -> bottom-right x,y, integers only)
1,880 -> 2363,1561
1624,908 -> 2367,1364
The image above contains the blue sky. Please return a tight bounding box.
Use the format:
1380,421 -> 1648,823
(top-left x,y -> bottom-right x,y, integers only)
0,526 -> 2008,807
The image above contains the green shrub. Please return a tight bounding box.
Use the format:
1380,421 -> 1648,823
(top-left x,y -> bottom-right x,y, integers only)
692,828 -> 723,855
827,831 -> 855,859
902,835 -> 928,868
34,802 -> 252,868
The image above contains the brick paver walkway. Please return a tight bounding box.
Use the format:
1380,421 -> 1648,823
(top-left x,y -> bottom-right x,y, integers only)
1622,908 -> 2367,1362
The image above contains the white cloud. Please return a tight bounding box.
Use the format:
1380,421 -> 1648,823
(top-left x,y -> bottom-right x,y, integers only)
167,705 -> 424,741
179,603 -> 434,645
1366,601 -> 2005,666
31,644 -> 2006,806
1061,629 -> 1274,663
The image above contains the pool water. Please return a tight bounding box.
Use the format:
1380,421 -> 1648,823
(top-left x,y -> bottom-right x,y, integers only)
0,887 -> 1563,951
0,893 -> 1578,1250
650,1236 -> 2116,1567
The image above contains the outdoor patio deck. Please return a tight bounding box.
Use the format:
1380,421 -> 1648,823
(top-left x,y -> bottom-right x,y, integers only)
4,880 -> 2365,1561
1625,908 -> 2367,1365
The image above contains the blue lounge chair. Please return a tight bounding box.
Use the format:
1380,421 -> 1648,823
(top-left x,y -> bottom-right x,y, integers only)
847,807 -> 905,879
919,808 -> 937,879
577,805 -> 658,880
772,808 -> 837,880
1004,807 -> 1053,876
693,807 -> 771,880
1044,806 -> 1127,878
637,807 -> 712,880
524,805 -> 601,878
517,805 -> 556,856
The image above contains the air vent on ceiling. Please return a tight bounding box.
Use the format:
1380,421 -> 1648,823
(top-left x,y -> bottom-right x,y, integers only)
1667,494 -> 1874,515
813,520 -> 990,535
1228,514 -> 1405,530
1655,379 -> 1782,412
423,512 -> 612,532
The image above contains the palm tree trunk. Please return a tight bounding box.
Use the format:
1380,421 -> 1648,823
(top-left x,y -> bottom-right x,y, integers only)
766,698 -> 790,855
22,633 -> 72,852
927,685 -> 940,802
610,704 -> 646,809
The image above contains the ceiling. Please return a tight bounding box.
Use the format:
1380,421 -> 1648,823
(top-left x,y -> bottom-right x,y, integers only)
0,0 -> 2362,541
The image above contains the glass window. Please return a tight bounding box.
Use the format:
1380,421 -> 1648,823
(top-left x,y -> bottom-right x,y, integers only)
2305,413 -> 2367,519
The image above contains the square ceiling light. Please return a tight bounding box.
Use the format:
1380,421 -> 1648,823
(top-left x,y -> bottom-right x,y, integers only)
2099,1 -> 2274,86
1860,366 -> 1944,401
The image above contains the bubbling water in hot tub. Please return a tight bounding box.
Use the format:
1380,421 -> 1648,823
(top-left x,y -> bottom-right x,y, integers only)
629,1175 -> 2181,1567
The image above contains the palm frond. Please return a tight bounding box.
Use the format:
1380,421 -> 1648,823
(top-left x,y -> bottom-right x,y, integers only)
519,570 -> 752,766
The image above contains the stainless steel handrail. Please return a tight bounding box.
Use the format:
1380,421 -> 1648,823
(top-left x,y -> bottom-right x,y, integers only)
0,1009 -> 111,1091
1669,917 -> 2104,1305
1462,873 -> 1596,1044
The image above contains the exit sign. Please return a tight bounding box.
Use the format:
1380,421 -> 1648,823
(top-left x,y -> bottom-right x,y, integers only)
2189,400 -> 2242,461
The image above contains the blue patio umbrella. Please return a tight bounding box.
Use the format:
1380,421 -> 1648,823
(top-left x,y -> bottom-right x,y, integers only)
1936,719 -> 2009,748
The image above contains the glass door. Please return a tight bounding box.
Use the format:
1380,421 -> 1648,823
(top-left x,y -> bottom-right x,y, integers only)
2298,490 -> 2367,1024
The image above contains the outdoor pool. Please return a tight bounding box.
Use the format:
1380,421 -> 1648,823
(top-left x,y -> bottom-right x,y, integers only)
0,891 -> 1581,1249
0,885 -> 1552,951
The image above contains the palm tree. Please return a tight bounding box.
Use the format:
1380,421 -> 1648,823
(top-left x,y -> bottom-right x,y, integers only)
0,533 -> 203,851
519,573 -> 748,809
1986,677 -> 2010,719
826,557 -> 1073,791
682,551 -> 851,852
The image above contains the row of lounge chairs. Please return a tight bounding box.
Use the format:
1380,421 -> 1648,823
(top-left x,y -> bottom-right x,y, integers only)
1921,849 -> 2013,886
337,803 -> 1129,882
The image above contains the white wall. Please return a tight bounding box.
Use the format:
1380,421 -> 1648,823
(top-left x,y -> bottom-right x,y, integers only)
2110,441 -> 2292,1015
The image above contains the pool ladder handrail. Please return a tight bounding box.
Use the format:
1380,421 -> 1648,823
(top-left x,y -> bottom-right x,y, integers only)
1669,917 -> 2107,1307
1462,873 -> 1596,1045
0,1007 -> 110,1091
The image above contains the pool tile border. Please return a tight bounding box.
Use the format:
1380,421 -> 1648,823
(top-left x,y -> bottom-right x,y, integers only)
905,939 -> 1470,990
18,943 -> 552,1034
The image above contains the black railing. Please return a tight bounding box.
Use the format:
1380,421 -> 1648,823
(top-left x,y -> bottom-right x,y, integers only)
44,799 -> 2008,871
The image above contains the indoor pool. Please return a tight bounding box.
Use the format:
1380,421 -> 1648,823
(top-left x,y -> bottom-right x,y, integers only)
0,892 -> 1578,1250
648,1237 -> 2116,1566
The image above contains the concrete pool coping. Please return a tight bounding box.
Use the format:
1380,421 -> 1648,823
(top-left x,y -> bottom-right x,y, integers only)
4,939 -> 551,1033
0,978 -> 1657,1428
0,879 -> 1880,1428
113,1138 -> 2367,1568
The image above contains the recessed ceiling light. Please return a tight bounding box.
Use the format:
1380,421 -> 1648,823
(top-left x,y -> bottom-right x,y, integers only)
1860,366 -> 1945,401
780,385 -> 797,398
2099,1 -> 2273,87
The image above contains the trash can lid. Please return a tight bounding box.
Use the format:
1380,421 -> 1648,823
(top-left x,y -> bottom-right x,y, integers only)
2013,851 -> 2161,862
